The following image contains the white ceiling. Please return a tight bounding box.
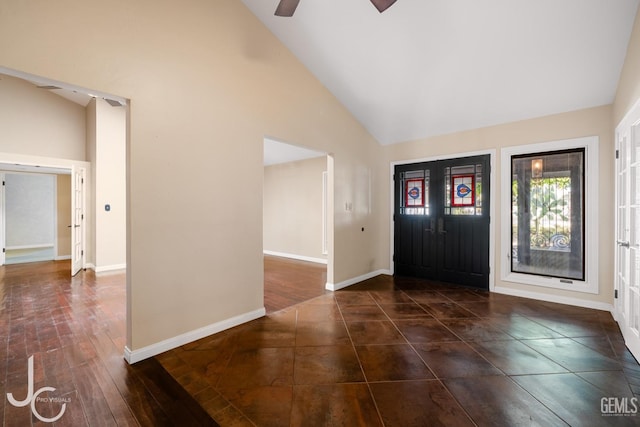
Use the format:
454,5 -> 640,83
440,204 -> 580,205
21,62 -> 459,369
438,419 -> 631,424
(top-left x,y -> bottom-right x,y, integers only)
264,138 -> 326,166
242,0 -> 640,145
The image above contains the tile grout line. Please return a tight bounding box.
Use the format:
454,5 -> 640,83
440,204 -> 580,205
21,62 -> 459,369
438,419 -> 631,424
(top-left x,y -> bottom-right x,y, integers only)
335,291 -> 387,427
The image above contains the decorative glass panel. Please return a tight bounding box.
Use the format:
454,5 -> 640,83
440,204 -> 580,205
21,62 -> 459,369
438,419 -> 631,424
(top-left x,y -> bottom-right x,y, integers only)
405,179 -> 424,207
451,175 -> 475,206
444,164 -> 483,216
400,170 -> 429,215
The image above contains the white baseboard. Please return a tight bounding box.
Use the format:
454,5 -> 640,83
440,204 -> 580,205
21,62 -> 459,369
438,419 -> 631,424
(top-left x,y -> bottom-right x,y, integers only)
94,263 -> 127,273
326,269 -> 391,291
124,307 -> 266,364
263,250 -> 327,265
55,255 -> 71,261
493,286 -> 614,312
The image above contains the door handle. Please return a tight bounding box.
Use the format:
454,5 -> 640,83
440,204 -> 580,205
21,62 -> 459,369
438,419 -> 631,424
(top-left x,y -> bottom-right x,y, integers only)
617,240 -> 630,248
424,218 -> 436,234
438,218 -> 447,234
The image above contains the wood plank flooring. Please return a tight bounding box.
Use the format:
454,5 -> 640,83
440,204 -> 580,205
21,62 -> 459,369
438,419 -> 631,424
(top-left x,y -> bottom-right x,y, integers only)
263,255 -> 328,313
0,261 -> 216,426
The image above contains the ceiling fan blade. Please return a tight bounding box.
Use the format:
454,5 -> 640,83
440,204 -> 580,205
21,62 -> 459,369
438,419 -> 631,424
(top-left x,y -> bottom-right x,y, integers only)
370,0 -> 397,13
275,0 -> 301,17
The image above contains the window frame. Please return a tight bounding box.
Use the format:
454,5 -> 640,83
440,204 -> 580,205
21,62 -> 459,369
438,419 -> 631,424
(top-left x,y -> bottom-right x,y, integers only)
500,136 -> 599,294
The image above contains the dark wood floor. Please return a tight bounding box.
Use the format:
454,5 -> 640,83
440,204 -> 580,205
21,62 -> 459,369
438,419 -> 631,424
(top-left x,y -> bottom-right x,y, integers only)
0,261 -> 216,426
263,255 -> 328,313
4,257 -> 640,426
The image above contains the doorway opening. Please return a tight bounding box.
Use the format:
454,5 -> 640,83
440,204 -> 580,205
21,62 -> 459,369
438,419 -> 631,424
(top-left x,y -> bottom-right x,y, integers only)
0,163 -> 87,275
263,138 -> 333,312
392,152 -> 494,291
0,66 -> 129,348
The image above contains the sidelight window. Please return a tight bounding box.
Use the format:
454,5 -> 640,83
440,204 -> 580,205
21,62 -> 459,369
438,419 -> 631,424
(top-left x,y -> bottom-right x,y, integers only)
501,136 -> 598,294
511,149 -> 585,281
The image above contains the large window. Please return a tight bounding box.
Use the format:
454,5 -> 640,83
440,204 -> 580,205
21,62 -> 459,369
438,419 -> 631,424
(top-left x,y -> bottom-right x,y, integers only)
511,149 -> 584,281
500,137 -> 598,294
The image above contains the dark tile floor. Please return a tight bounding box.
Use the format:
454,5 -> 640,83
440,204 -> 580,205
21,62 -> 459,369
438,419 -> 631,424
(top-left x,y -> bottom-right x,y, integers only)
158,275 -> 640,426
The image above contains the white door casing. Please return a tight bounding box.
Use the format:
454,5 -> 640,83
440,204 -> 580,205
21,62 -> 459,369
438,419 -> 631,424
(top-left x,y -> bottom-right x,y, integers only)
0,173 -> 4,266
71,166 -> 85,276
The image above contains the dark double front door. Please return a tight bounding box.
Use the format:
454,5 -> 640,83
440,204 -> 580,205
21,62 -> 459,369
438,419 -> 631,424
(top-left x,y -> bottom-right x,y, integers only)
394,155 -> 491,290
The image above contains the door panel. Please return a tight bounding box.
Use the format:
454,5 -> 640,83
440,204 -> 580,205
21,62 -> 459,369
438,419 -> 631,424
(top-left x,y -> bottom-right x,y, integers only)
615,109 -> 640,362
396,216 -> 436,278
439,218 -> 489,286
395,155 -> 490,290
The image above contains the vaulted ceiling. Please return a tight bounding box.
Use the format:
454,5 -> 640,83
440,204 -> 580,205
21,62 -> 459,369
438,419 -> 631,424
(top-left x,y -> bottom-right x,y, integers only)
242,0 -> 639,145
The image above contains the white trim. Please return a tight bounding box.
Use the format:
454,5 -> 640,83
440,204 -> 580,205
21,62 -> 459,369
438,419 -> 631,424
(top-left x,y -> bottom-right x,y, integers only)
5,243 -> 55,250
94,263 -> 127,273
0,66 -> 127,106
322,171 -> 328,256
124,307 -> 266,364
53,175 -> 58,262
493,286 -> 613,312
500,136 -> 599,294
55,255 -> 71,261
326,269 -> 392,291
0,151 -> 90,171
389,149 -> 496,290
263,250 -> 328,265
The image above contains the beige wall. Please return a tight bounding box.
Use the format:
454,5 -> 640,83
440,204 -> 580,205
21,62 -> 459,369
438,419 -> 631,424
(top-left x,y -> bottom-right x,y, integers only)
379,105 -> 614,305
3,0 -> 630,358
94,99 -> 127,270
0,74 -> 86,160
56,174 -> 72,258
264,156 -> 327,261
86,98 -> 127,271
0,0 -> 381,351
614,10 -> 640,125
0,73 -> 86,261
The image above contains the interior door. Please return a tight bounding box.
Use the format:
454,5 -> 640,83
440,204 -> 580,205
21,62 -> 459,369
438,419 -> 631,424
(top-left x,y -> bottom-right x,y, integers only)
394,155 -> 490,290
71,166 -> 85,276
615,117 -> 640,361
